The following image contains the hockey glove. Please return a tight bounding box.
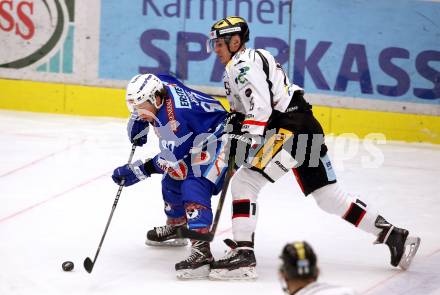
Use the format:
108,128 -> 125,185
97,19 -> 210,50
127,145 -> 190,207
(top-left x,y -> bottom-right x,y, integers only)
112,160 -> 151,187
127,113 -> 149,146
228,132 -> 259,168
224,112 -> 245,134
224,112 -> 260,167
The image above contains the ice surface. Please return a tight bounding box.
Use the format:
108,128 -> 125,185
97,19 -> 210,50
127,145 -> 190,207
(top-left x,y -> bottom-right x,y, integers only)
0,110 -> 439,295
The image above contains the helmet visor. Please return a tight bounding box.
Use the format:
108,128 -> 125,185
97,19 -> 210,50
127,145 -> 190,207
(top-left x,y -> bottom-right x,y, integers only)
206,30 -> 218,53
126,98 -> 135,113
206,35 -> 231,53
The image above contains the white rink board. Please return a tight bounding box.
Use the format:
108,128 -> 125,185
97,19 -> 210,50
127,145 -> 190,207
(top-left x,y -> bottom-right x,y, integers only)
0,110 -> 439,295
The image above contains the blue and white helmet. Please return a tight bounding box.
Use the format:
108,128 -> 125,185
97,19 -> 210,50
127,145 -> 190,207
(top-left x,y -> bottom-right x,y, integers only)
126,74 -> 164,112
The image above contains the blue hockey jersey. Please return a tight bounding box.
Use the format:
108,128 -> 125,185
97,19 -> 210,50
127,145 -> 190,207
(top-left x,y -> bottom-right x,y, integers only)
149,74 -> 228,188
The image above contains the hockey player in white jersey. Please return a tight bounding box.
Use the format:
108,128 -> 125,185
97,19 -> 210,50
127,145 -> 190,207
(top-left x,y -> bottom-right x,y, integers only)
206,16 -> 421,280
279,241 -> 356,295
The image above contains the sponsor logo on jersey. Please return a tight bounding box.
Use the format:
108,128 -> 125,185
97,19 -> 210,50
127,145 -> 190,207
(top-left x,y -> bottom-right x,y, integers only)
214,149 -> 227,176
170,86 -> 192,109
165,98 -> 178,132
224,81 -> 232,95
192,151 -> 211,165
236,66 -> 250,84
157,158 -> 188,180
188,93 -> 200,105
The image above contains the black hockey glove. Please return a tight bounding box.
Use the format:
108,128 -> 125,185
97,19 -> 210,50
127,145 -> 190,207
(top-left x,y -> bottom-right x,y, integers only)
224,112 -> 245,135
224,112 -> 262,168
228,132 -> 255,167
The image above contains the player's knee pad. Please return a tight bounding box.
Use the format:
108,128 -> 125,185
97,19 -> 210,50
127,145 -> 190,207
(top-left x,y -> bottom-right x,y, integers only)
185,202 -> 212,230
231,167 -> 268,199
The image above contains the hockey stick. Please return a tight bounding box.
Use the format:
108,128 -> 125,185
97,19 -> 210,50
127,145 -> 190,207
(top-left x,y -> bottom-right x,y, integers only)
176,150 -> 235,242
83,144 -> 137,273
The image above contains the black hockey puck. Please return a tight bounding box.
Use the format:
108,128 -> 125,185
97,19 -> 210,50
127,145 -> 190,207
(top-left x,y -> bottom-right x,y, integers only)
62,261 -> 74,271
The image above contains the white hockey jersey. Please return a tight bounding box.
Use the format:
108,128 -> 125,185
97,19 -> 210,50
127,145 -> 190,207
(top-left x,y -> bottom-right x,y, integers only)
223,48 -> 303,136
295,282 -> 357,295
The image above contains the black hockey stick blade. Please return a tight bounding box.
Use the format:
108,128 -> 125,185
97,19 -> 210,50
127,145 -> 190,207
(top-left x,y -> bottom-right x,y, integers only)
83,257 -> 94,273
176,227 -> 214,242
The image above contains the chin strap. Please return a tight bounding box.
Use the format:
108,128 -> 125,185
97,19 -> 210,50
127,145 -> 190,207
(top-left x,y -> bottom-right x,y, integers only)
224,36 -> 244,60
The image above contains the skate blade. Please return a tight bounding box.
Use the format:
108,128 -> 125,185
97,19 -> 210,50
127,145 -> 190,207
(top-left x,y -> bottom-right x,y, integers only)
176,265 -> 210,280
145,238 -> 188,247
399,236 -> 421,270
209,267 -> 257,280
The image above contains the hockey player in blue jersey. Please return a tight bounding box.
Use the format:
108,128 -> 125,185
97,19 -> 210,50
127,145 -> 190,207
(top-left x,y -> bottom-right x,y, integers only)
111,73 -> 228,279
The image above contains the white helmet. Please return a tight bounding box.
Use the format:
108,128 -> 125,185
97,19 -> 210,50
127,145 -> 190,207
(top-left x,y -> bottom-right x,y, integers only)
125,74 -> 164,112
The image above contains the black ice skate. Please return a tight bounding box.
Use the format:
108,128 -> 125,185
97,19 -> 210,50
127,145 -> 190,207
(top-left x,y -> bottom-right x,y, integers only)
374,215 -> 421,270
175,240 -> 213,279
145,224 -> 188,247
209,239 -> 257,280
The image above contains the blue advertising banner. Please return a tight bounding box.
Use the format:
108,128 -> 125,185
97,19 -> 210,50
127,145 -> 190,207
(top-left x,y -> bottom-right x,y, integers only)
292,0 -> 440,103
99,0 -> 291,86
99,0 -> 439,104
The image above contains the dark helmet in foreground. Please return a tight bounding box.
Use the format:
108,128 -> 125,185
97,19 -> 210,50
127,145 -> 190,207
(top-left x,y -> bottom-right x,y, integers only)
279,241 -> 318,280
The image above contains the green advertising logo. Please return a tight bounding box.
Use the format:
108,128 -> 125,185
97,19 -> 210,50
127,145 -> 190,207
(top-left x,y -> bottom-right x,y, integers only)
0,0 -> 75,73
